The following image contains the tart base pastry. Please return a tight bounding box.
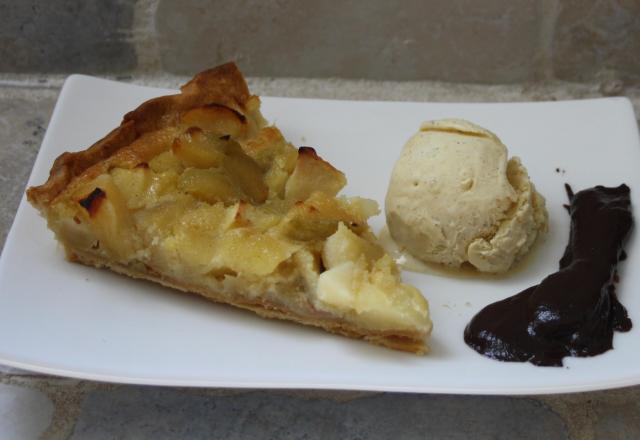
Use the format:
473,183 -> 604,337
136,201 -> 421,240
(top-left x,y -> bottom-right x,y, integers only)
27,63 -> 432,354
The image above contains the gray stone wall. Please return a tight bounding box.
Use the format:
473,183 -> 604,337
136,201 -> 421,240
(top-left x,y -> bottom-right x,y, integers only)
1,0 -> 136,73
1,0 -> 639,84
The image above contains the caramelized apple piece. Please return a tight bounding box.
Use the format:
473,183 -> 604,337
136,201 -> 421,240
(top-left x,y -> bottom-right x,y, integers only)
322,223 -> 384,270
316,259 -> 363,311
110,166 -> 153,210
341,196 -> 380,220
76,174 -> 138,260
242,127 -> 289,168
242,127 -> 297,198
242,95 -> 268,138
278,203 -> 337,242
171,203 -> 238,274
172,127 -> 224,168
146,171 -> 180,199
364,256 -> 430,328
285,147 -> 346,201
178,168 -> 240,204
134,195 -> 196,242
211,229 -> 299,276
149,151 -> 184,173
181,106 -> 246,138
230,201 -> 284,231
278,192 -> 368,241
221,140 -> 268,204
317,254 -> 429,329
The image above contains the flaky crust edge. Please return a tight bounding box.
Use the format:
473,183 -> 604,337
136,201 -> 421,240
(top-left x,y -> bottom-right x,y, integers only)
27,62 -> 252,211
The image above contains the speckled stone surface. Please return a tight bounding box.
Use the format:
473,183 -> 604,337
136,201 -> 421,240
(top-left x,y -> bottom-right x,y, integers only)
0,75 -> 639,439
0,88 -> 56,250
71,388 -> 567,439
0,0 -> 136,73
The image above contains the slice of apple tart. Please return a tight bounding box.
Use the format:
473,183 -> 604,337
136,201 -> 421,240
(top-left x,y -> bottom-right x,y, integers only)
27,63 -> 432,353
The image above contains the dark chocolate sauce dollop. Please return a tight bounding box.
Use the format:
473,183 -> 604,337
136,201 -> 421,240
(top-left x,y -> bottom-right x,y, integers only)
464,184 -> 633,366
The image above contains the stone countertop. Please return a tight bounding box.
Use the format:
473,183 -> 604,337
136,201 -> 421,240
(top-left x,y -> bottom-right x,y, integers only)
1,75 -> 639,439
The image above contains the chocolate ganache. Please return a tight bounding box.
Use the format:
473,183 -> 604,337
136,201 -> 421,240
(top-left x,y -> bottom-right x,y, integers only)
464,184 -> 633,366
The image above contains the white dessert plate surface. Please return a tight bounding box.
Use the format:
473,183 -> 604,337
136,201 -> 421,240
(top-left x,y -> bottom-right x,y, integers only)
1,75 -> 639,395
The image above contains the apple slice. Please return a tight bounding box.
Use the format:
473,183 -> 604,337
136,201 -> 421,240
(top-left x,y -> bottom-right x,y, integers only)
285,147 -> 346,201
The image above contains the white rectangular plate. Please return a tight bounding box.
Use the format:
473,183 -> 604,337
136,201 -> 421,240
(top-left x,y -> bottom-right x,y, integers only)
1,75 -> 639,395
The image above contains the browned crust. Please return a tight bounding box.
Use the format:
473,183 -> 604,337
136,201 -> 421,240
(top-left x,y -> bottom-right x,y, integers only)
70,250 -> 427,355
27,62 -> 252,210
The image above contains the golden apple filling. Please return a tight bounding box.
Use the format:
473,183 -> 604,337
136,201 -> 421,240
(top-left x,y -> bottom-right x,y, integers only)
44,103 -> 430,337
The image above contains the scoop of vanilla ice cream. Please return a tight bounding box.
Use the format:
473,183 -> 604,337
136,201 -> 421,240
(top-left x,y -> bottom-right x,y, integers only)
385,119 -> 547,273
